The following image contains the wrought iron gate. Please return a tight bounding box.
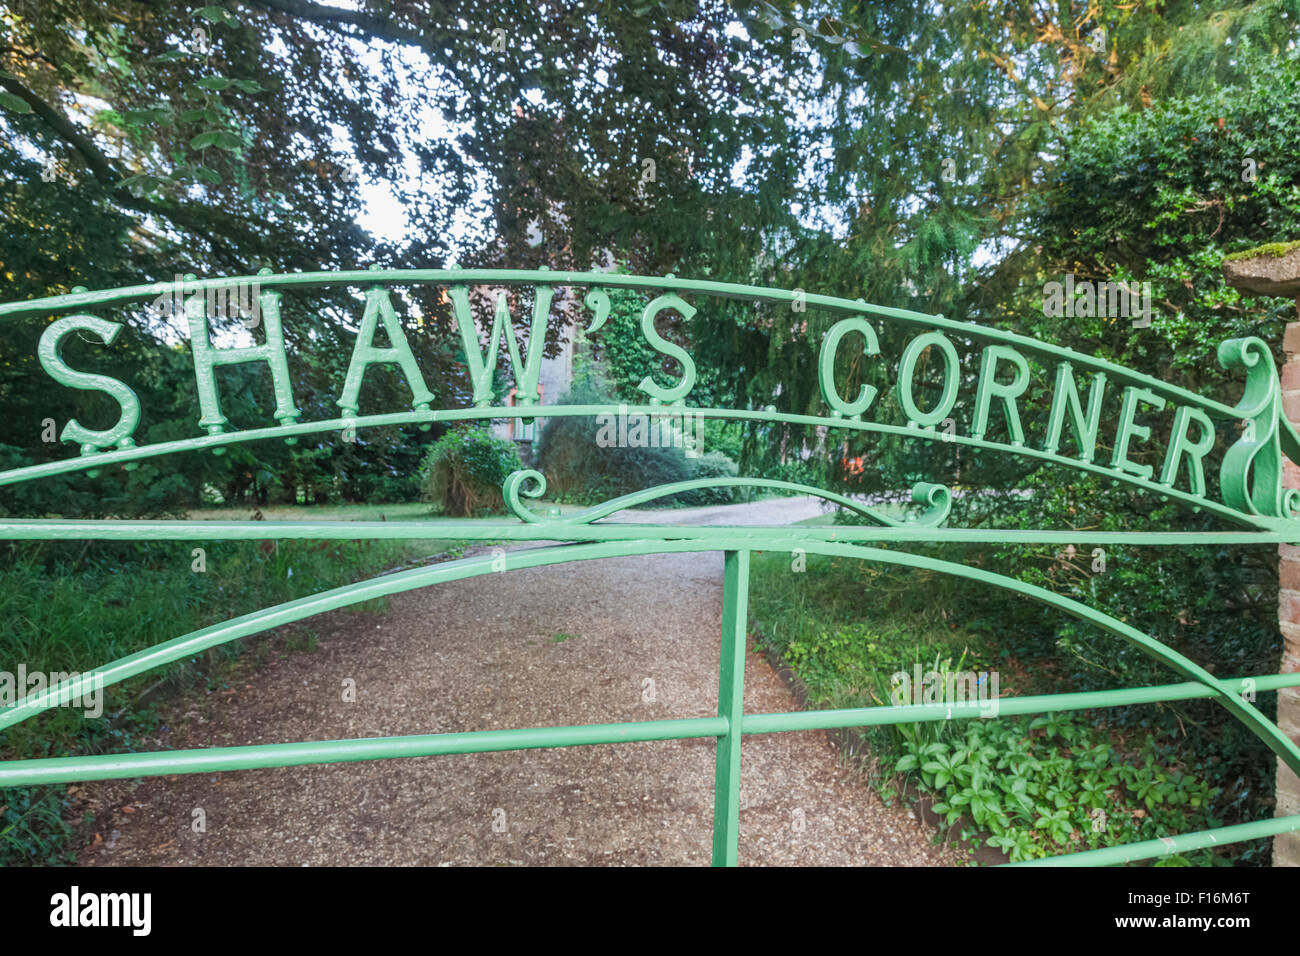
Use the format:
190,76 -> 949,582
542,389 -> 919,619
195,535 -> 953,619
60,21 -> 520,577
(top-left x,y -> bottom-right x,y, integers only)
2,269 -> 1299,866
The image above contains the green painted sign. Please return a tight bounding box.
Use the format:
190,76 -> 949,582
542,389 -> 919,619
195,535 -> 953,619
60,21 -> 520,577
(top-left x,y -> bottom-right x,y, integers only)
5,268 -> 1298,531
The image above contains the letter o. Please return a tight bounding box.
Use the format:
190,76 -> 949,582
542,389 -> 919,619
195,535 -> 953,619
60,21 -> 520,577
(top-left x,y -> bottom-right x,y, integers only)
897,330 -> 959,427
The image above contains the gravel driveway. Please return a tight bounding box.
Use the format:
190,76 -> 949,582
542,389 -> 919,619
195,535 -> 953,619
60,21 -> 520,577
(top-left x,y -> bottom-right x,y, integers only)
74,497 -> 956,866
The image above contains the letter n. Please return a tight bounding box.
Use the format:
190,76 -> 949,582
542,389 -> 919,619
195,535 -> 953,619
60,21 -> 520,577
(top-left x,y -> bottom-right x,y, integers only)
1043,362 -> 1106,462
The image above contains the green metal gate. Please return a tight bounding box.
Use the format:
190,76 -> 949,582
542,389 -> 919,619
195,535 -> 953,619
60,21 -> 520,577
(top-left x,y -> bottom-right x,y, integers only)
2,268 -> 1299,866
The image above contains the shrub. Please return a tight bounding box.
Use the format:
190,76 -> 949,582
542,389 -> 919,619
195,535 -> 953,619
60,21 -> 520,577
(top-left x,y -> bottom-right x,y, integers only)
537,375 -> 691,502
897,714 -> 1220,864
352,470 -> 422,504
536,374 -> 742,506
419,426 -> 523,516
677,450 -> 740,505
0,444 -> 191,518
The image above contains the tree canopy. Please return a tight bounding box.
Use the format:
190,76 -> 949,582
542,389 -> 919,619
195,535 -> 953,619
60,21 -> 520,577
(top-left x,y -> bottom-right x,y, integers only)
2,0 -> 1298,509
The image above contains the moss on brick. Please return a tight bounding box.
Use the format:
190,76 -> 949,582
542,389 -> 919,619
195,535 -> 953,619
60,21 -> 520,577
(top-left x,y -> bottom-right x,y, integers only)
1223,240 -> 1300,263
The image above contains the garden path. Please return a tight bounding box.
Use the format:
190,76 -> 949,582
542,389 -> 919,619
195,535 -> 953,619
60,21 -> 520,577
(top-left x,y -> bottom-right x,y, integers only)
75,497 -> 955,866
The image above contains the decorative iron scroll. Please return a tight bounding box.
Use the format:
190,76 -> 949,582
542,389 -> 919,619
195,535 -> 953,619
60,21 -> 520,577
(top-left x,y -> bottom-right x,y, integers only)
501,469 -> 953,527
3,268 -> 1300,532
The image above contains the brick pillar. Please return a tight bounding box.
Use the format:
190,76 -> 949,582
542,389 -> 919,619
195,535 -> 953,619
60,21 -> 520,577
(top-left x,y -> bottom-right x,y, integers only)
1223,246 -> 1300,865
1277,321 -> 1300,866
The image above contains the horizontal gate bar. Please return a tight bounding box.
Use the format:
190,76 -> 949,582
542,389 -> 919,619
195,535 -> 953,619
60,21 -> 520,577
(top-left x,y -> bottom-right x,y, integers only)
0,403 -> 1289,533
1,518 -> 1297,546
740,673 -> 1300,733
1007,813 -> 1300,866
3,673 -> 1292,789
0,717 -> 731,787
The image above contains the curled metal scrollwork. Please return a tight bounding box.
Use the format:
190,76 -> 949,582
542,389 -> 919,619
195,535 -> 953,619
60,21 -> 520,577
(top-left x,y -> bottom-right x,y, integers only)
503,469 -> 952,528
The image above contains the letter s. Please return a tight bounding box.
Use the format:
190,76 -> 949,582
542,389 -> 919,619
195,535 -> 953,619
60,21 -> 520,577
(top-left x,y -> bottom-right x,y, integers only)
636,293 -> 696,404
37,315 -> 141,453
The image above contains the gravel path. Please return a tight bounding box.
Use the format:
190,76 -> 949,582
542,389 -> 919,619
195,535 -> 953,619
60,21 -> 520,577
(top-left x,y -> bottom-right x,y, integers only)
74,497 -> 956,866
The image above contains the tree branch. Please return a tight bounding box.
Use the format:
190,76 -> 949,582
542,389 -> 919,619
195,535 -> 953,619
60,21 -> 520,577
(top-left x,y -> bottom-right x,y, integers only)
0,74 -> 249,270
243,0 -> 479,94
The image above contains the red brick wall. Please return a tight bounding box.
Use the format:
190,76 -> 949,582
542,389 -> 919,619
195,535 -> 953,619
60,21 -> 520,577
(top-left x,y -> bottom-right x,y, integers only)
1278,314 -> 1300,866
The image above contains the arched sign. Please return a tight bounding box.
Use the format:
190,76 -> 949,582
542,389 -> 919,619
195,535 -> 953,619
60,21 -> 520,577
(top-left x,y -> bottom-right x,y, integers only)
2,267 -> 1296,532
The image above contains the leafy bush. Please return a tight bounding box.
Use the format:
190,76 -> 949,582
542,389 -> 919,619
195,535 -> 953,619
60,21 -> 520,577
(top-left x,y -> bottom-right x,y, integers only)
351,469 -> 423,504
762,454 -> 822,487
0,444 -> 190,519
419,426 -> 523,517
749,549 -> 1245,864
536,371 -> 739,505
897,714 -> 1220,865
676,450 -> 740,505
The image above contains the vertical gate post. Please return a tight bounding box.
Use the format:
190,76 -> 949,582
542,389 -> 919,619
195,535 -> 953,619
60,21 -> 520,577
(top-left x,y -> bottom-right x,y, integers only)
1225,246 -> 1300,865
712,549 -> 750,867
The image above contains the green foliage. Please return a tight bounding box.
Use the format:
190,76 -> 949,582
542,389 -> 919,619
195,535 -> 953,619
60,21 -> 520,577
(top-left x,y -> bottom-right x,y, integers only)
536,368 -> 739,505
940,480 -> 1281,842
870,648 -> 973,754
0,445 -> 189,518
749,549 -> 1250,864
418,426 -> 523,517
897,63 -> 1300,860
0,786 -> 73,866
680,450 -> 740,505
1022,57 -> 1300,399
347,470 -> 424,505
588,288 -> 677,403
897,714 -> 1220,864
588,285 -> 724,406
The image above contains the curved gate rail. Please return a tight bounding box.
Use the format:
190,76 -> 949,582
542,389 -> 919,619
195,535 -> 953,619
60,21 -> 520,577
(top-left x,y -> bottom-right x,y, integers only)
2,268 -> 1300,866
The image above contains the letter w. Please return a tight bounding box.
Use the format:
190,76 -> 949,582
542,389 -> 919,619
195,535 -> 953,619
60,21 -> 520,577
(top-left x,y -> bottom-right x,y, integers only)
449,286 -> 553,407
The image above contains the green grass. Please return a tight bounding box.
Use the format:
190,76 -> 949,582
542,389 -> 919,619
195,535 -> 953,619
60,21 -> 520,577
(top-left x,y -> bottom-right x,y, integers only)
0,504 -> 481,864
748,544 -> 982,708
